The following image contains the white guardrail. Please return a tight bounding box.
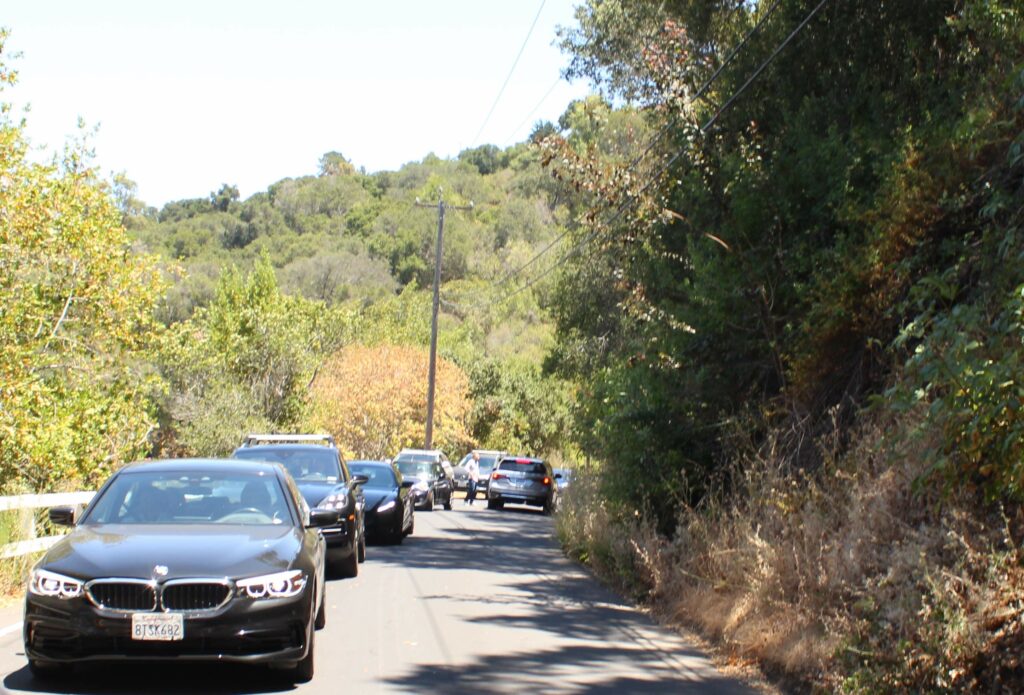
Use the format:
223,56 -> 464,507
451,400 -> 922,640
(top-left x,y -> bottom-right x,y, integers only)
0,492 -> 95,559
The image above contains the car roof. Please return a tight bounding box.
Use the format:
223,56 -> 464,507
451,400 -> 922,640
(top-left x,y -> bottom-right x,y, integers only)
397,448 -> 444,456
347,460 -> 392,467
118,458 -> 285,476
240,433 -> 336,447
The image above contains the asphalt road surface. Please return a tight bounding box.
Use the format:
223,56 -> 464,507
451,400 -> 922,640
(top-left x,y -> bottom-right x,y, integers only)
0,502 -> 756,694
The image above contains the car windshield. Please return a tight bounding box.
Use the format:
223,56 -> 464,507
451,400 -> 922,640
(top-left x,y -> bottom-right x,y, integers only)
459,453 -> 499,469
85,470 -> 293,526
498,460 -> 546,475
395,461 -> 438,479
399,453 -> 438,463
232,448 -> 342,483
348,463 -> 397,488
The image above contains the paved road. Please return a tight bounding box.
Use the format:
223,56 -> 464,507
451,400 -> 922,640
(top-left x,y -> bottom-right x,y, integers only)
0,503 -> 755,694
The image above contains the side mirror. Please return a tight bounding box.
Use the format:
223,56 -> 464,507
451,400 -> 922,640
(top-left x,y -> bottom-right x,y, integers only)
400,479 -> 414,488
555,473 -> 562,479
308,508 -> 341,528
49,506 -> 76,527
350,474 -> 369,486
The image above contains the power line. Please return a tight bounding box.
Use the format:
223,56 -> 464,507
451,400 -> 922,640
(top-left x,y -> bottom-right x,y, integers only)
470,0 -> 547,148
502,75 -> 562,146
488,0 -> 785,291
482,0 -> 833,311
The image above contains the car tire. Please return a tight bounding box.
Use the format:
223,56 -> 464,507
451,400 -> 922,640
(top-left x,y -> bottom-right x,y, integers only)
404,514 -> 414,537
314,585 -> 326,630
422,491 -> 434,511
487,498 -> 503,510
357,529 -> 366,563
28,659 -> 71,680
293,605 -> 316,683
333,548 -> 358,578
443,493 -> 452,511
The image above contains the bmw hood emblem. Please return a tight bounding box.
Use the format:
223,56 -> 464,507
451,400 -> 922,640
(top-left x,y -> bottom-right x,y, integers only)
153,565 -> 169,577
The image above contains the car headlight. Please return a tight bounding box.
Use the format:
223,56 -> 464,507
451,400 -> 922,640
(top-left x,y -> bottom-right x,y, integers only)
319,493 -> 349,511
236,570 -> 306,599
412,481 -> 429,492
29,569 -> 83,599
377,500 -> 396,513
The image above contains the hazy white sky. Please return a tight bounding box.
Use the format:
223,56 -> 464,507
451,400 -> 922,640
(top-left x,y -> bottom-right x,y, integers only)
3,1 -> 592,207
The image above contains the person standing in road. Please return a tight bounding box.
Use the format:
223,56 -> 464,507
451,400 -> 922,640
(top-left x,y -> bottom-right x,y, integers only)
464,451 -> 480,506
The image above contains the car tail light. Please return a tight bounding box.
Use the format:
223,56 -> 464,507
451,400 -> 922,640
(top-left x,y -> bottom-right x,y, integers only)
543,476 -> 551,486
492,472 -> 506,480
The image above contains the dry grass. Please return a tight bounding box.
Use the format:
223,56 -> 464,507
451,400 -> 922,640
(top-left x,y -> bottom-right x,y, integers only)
556,408 -> 1024,692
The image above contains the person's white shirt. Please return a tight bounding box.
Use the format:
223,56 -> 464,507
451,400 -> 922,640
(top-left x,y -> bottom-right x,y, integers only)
466,457 -> 480,482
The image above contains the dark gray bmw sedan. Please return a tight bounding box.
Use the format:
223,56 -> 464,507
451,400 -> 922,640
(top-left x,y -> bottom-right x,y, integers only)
23,459 -> 337,683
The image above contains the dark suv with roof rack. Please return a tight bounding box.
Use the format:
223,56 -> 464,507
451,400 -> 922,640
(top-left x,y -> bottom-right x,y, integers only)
231,434 -> 366,578
486,456 -> 560,514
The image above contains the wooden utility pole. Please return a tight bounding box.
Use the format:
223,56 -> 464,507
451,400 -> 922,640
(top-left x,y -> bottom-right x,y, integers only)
415,194 -> 472,448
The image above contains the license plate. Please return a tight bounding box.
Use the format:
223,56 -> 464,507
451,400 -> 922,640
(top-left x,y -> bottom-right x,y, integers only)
131,613 -> 183,641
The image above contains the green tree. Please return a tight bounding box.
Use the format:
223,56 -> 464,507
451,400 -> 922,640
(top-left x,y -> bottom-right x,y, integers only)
0,31 -> 166,490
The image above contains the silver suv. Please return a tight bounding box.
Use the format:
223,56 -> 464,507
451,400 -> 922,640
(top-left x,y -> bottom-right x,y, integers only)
486,456 -> 559,514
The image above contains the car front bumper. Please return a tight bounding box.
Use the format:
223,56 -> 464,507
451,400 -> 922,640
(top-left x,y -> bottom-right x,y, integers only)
365,504 -> 403,536
25,589 -> 312,665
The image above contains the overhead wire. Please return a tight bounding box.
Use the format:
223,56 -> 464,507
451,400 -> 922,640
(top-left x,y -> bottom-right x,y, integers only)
502,76 -> 562,146
480,0 -> 834,311
486,0 -> 786,292
469,0 -> 548,148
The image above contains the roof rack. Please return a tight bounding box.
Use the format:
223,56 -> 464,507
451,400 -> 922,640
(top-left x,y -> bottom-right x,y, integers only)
241,433 -> 336,448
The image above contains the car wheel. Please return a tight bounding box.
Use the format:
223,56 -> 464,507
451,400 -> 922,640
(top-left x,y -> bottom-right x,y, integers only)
357,528 -> 366,563
314,584 -> 326,630
292,603 -> 316,683
404,514 -> 414,537
422,491 -> 434,511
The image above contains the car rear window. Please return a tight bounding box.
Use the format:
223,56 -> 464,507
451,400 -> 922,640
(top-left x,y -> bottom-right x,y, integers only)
497,461 -> 546,474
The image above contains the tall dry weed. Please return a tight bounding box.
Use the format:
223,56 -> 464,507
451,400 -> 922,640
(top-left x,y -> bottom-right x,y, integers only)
557,408 -> 1024,692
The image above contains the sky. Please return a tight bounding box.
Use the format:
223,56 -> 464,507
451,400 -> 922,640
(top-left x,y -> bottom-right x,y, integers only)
3,1 -> 593,208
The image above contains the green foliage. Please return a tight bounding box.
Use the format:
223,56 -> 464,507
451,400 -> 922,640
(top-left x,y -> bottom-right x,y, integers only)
156,254 -> 351,456
0,31 -> 166,490
546,0 -> 1024,527
467,358 -> 572,456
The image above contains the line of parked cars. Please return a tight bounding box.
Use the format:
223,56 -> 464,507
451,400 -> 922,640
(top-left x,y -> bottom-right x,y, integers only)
22,437 -> 574,683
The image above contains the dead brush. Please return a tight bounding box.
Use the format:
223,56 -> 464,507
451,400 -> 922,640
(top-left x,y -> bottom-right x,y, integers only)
556,404 -> 1024,692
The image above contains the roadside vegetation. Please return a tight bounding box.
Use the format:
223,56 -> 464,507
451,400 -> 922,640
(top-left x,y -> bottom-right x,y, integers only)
551,0 -> 1024,691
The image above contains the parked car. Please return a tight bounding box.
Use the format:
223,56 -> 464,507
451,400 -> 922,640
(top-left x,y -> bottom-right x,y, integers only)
24,459 -> 334,682
231,433 -> 366,577
347,460 -> 414,544
487,456 -> 560,514
392,449 -> 454,511
455,450 -> 506,493
553,468 -> 575,491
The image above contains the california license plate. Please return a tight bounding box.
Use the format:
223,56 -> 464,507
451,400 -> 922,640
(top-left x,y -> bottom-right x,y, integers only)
131,613 -> 183,641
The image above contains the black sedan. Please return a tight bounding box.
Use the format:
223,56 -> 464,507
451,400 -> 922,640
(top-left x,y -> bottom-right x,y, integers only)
231,442 -> 366,577
348,460 -> 414,544
24,459 -> 335,682
393,459 -> 454,511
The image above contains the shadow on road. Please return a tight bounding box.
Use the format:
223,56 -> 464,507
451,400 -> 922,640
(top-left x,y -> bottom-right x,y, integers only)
369,506 -> 566,579
3,661 -> 297,695
373,508 -> 757,695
